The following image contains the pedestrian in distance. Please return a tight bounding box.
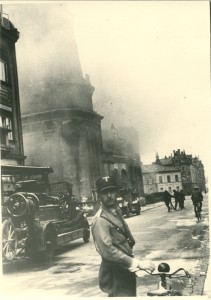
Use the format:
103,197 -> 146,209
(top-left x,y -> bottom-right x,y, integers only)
173,189 -> 180,210
91,176 -> 155,297
163,190 -> 175,212
191,187 -> 203,216
179,189 -> 185,209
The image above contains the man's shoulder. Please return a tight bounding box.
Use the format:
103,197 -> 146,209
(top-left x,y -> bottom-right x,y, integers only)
92,208 -> 107,226
92,207 -> 116,227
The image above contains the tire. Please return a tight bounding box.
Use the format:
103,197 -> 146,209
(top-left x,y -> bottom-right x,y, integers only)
136,204 -> 141,215
195,204 -> 201,222
83,229 -> 90,243
2,219 -> 18,261
40,228 -> 56,260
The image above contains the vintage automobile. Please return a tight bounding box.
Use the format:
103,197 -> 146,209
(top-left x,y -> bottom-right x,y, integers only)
145,192 -> 165,204
81,201 -> 97,216
117,197 -> 131,217
128,197 -> 141,215
1,166 -> 90,261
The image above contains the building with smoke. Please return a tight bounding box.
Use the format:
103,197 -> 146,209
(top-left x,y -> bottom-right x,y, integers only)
3,7 -> 143,202
21,14 -> 104,201
102,126 -> 144,196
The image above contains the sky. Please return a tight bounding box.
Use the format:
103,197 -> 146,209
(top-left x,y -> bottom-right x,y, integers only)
3,1 -> 211,174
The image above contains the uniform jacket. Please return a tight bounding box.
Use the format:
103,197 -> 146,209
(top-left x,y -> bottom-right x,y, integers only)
91,206 -> 135,269
191,191 -> 203,204
163,191 -> 172,202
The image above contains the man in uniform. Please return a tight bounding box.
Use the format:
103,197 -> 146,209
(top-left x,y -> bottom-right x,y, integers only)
163,190 -> 174,212
173,189 -> 180,210
191,187 -> 203,216
91,176 -> 155,297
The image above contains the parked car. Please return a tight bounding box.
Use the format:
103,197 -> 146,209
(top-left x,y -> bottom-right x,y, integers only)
128,197 -> 141,215
2,180 -> 90,261
116,197 -> 130,217
138,196 -> 146,206
145,192 -> 165,204
82,201 -> 96,216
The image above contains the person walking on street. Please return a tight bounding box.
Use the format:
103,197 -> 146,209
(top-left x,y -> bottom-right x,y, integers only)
179,190 -> 185,209
173,189 -> 180,210
163,190 -> 174,212
91,176 -> 155,297
191,187 -> 203,216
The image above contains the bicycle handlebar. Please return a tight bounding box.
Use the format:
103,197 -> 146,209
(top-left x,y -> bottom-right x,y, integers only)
142,267 -> 190,278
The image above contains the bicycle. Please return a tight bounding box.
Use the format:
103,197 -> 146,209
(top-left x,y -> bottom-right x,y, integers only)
136,262 -> 191,296
195,202 -> 202,222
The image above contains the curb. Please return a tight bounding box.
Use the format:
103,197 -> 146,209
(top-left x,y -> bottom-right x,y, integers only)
182,220 -> 210,296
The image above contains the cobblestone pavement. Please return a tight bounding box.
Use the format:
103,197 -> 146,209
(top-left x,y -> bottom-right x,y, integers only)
180,194 -> 210,296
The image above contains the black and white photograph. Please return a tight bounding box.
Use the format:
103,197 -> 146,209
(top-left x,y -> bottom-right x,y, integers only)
0,0 -> 210,299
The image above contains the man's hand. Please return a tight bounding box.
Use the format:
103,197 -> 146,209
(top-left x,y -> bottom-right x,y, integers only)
137,260 -> 155,272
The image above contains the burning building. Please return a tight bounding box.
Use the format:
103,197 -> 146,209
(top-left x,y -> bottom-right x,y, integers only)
21,12 -> 104,200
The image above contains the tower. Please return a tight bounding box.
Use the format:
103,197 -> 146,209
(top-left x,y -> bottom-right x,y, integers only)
0,10 -> 25,165
21,13 -> 104,200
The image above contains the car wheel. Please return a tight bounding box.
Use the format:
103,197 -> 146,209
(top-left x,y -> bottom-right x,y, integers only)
2,219 -> 17,261
40,228 -> 56,260
83,229 -> 90,243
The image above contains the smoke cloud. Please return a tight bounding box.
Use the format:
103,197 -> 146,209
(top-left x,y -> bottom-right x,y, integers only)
5,2 -> 210,168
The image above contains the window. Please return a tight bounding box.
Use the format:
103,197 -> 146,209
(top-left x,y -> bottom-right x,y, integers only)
159,176 -> 163,183
176,186 -> 180,191
0,115 -> 13,143
160,188 -> 163,191
175,175 -> 179,182
0,60 -> 8,82
114,163 -> 118,170
167,175 -> 171,183
168,187 -> 172,193
148,178 -> 152,184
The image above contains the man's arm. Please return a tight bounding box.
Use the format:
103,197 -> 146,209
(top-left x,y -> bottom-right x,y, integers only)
92,217 -> 133,269
91,216 -> 155,273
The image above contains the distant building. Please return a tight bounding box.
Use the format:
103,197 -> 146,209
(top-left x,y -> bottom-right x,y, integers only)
0,12 -> 25,165
142,164 -> 182,194
142,149 -> 206,195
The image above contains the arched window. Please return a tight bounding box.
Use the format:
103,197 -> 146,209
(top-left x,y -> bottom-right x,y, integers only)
111,168 -> 120,181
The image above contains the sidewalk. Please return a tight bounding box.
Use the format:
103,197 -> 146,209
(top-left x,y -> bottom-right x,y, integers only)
204,259 -> 211,297
202,192 -> 210,298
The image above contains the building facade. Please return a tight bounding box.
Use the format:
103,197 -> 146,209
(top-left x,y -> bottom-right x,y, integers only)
142,164 -> 182,194
142,149 -> 206,195
0,13 -> 25,166
102,126 -> 144,196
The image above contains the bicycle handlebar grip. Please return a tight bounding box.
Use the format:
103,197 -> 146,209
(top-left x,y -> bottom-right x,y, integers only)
185,271 -> 191,278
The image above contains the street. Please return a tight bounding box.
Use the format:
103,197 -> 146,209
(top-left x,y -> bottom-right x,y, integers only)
1,195 -> 209,299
